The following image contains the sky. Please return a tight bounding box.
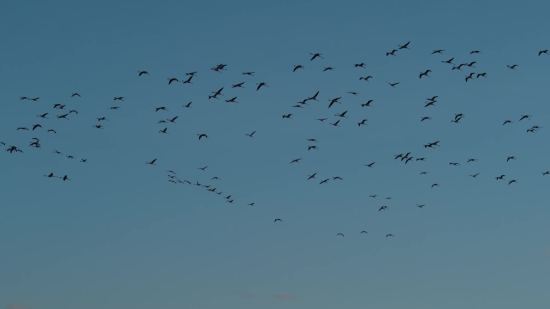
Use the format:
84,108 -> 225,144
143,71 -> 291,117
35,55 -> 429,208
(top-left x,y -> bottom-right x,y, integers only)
1,0 -> 549,308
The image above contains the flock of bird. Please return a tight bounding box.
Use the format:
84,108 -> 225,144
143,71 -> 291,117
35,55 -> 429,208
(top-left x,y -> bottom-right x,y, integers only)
3,42 -> 549,239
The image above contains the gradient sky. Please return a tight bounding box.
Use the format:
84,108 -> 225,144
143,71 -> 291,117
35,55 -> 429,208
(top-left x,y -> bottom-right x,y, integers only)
1,0 -> 549,308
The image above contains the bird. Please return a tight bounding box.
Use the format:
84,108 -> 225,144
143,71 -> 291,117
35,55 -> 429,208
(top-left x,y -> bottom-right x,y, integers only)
398,41 -> 410,49
538,50 -> 548,56
138,71 -> 149,76
197,134 -> 208,140
245,131 -> 256,137
146,159 -> 157,165
336,233 -> 344,237
274,218 -> 282,223
419,69 -> 431,78
310,53 -> 323,60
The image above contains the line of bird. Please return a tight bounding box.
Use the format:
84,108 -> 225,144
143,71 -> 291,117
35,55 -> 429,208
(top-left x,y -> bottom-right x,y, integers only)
5,41 -> 549,238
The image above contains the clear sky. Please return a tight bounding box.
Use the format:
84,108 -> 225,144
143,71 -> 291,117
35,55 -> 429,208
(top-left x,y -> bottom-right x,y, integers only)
1,0 -> 549,308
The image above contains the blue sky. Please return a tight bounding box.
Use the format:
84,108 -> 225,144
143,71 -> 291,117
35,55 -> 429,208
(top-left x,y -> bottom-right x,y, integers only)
1,0 -> 549,308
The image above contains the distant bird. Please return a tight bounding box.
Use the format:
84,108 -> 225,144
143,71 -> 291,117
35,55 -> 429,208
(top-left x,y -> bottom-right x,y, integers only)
419,70 -> 431,78
293,65 -> 304,72
245,131 -> 256,137
365,162 -> 375,168
470,50 -> 480,54
387,81 -> 400,88
442,57 -> 454,64
519,115 -> 531,121
386,234 -> 395,237
182,75 -> 193,84
138,71 -> 149,76
197,134 -> 208,140
432,49 -> 444,54
274,218 -> 282,223
183,102 -> 192,108
538,50 -> 548,56
507,64 -> 518,70
310,53 -> 323,61
398,41 -> 410,49
336,233 -> 344,237
71,93 -> 81,97
146,158 -> 157,165
256,82 -> 268,91
379,206 -> 388,211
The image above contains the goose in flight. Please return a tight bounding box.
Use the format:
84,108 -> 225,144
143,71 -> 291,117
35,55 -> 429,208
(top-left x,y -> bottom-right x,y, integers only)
507,64 -> 518,70
386,234 -> 395,237
245,131 -> 256,137
419,69 -> 431,78
379,206 -> 388,211
71,93 -> 81,97
146,158 -> 157,165
197,133 -> 208,140
256,82 -> 268,91
360,231 -> 368,234
538,50 -> 548,56
336,233 -> 344,237
167,78 -> 178,84
310,53 -> 323,60
274,218 -> 282,223
293,65 -> 304,72
138,71 -> 149,76
508,179 -> 517,185
398,41 -> 410,49
307,173 -> 317,180
365,162 -> 375,168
